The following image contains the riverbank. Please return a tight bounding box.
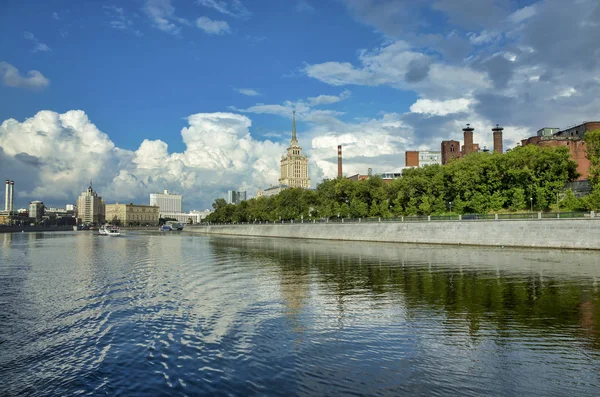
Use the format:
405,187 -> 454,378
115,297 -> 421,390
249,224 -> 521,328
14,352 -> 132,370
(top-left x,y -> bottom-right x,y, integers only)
0,225 -> 74,234
186,218 -> 600,250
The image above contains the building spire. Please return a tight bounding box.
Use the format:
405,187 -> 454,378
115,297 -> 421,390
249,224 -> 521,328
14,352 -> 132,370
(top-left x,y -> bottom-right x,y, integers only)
292,110 -> 297,143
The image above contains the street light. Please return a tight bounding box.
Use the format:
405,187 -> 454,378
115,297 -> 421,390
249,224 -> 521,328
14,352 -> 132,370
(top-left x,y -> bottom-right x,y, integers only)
530,197 -> 533,213
449,201 -> 452,214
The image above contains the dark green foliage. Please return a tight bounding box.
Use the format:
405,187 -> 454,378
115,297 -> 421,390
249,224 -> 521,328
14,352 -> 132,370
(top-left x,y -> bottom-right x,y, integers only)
206,145 -> 580,222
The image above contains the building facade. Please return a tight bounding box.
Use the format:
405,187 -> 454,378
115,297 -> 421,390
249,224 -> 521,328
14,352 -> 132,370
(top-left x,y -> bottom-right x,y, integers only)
105,203 -> 160,226
160,211 -> 204,224
227,190 -> 247,205
279,111 -> 310,189
77,183 -> 105,225
29,201 -> 44,220
521,121 -> 599,181
405,151 -> 419,167
441,140 -> 461,165
258,185 -> 288,197
150,190 -> 182,214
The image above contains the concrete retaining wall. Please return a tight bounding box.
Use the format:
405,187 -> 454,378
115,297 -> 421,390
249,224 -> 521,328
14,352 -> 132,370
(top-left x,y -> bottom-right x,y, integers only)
186,219 -> 600,250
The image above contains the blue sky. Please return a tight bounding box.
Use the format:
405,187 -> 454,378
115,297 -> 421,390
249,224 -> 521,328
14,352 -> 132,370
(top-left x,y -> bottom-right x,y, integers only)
1,0 -> 599,210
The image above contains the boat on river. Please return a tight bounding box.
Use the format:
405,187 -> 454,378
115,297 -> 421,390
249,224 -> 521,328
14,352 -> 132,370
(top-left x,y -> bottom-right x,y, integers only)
98,225 -> 121,236
160,224 -> 173,232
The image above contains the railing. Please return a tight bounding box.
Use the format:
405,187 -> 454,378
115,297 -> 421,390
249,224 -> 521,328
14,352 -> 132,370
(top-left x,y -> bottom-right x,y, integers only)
194,211 -> 597,226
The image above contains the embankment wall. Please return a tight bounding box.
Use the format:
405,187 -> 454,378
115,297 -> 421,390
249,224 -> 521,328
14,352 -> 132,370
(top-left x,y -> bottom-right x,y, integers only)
186,219 -> 600,250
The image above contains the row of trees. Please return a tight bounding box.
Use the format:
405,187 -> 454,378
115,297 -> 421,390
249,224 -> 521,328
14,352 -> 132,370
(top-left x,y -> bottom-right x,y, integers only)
206,136 -> 600,223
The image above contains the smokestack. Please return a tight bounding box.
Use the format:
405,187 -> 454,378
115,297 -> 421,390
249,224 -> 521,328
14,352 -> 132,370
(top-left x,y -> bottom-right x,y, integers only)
337,145 -> 342,178
463,123 -> 474,156
4,180 -> 9,212
492,124 -> 504,154
9,181 -> 14,213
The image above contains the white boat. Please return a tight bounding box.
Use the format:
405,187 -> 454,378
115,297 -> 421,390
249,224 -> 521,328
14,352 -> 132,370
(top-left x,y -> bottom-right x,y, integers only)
160,224 -> 173,232
99,225 -> 121,236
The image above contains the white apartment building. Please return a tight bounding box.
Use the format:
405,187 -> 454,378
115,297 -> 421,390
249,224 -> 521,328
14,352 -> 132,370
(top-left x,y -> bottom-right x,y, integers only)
150,190 -> 183,214
418,151 -> 442,167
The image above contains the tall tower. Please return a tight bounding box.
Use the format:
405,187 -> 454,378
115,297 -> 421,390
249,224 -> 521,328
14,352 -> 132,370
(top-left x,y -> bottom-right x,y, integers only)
492,124 -> 504,154
278,111 -> 310,189
463,123 -> 474,156
337,145 -> 342,178
4,180 -> 8,212
9,181 -> 14,213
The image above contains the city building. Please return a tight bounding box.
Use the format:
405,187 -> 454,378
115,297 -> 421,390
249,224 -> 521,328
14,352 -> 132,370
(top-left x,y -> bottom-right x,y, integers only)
346,174 -> 369,182
150,190 -> 182,214
521,121 -> 600,181
190,209 -> 212,221
278,111 -> 310,189
159,211 -> 205,224
537,127 -> 559,137
378,172 -> 403,183
66,204 -> 76,212
227,190 -> 247,205
405,151 -> 442,167
105,203 -> 160,226
257,185 -> 288,197
77,183 -> 105,225
29,201 -> 44,220
441,140 -> 461,165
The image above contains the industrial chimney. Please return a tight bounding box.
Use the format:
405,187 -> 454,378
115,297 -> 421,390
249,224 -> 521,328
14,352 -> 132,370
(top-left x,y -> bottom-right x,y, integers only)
463,123 -> 474,156
337,145 -> 342,178
4,180 -> 9,212
492,124 -> 504,154
9,181 -> 14,213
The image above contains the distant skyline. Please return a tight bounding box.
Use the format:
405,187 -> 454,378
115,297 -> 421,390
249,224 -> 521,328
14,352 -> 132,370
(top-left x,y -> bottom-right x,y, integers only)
1,0 -> 599,209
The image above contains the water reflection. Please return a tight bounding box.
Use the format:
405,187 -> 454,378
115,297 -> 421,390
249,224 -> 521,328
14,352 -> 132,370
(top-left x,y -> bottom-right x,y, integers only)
209,237 -> 600,350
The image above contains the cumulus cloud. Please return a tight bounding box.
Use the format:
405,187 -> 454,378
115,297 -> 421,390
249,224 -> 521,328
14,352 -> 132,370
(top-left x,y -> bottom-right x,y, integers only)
409,98 -> 472,116
307,90 -> 351,106
196,16 -> 231,34
0,110 -> 285,209
0,61 -> 50,90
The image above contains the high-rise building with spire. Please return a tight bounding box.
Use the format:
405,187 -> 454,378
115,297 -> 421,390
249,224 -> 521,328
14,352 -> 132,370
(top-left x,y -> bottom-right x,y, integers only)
278,111 -> 310,189
77,181 -> 105,225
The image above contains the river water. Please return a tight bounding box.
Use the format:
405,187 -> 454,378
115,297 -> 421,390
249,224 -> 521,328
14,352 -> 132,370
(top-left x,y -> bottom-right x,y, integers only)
1,231 -> 600,396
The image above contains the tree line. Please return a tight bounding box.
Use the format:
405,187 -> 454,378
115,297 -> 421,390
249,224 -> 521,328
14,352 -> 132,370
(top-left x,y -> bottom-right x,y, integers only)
207,136 -> 600,224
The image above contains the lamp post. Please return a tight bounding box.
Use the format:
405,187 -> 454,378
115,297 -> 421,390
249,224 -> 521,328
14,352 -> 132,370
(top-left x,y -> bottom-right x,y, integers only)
301,214 -> 304,223
449,201 -> 452,214
530,197 -> 533,213
337,212 -> 340,221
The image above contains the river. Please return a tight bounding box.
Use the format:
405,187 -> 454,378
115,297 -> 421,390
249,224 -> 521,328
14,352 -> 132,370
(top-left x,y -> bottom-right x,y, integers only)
1,231 -> 600,396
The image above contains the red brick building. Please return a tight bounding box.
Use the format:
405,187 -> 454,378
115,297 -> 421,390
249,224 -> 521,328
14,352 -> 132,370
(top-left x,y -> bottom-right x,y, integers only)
521,122 -> 600,181
405,151 -> 419,167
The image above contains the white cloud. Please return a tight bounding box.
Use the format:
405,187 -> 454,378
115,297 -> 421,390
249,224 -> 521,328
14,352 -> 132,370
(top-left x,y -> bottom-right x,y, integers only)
508,4 -> 538,24
24,31 -> 51,52
409,98 -> 472,116
103,5 -> 143,36
307,90 -> 351,106
196,0 -> 251,19
468,30 -> 500,45
235,88 -> 261,96
143,0 -> 189,35
0,61 -> 50,90
52,12 -> 59,20
196,16 -> 231,35
0,110 -> 285,208
304,41 -> 490,98
296,1 -> 315,13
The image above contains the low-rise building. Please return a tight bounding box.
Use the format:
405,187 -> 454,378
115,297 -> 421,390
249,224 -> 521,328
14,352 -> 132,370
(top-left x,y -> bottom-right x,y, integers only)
258,185 -> 288,197
160,211 -> 204,224
105,203 -> 160,226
